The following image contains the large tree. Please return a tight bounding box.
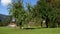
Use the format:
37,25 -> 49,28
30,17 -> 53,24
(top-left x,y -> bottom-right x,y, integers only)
8,0 -> 26,28
34,0 -> 57,28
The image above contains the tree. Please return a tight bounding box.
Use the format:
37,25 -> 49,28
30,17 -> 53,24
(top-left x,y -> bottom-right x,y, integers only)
55,0 -> 60,27
8,0 -> 26,28
34,0 -> 57,28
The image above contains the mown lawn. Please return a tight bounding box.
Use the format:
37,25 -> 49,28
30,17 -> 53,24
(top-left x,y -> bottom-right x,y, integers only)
0,27 -> 60,34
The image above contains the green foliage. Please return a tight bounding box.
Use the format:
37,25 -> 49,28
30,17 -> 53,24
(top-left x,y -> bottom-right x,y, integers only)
8,0 -> 60,28
34,0 -> 58,28
9,0 -> 25,25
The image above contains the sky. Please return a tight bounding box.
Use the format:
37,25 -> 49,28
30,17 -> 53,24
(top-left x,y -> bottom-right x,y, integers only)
0,0 -> 37,15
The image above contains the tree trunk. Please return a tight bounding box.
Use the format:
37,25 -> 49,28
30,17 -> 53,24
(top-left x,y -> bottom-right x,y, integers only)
45,16 -> 49,28
41,21 -> 43,27
19,22 -> 23,29
45,20 -> 48,28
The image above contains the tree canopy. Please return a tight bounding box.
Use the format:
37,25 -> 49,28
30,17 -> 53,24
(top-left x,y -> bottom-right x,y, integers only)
8,0 -> 60,28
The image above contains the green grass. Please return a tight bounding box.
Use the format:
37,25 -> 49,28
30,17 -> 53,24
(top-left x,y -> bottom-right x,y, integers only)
0,27 -> 60,34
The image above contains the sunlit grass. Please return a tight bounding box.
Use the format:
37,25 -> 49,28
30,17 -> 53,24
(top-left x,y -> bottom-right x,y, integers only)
0,27 -> 60,34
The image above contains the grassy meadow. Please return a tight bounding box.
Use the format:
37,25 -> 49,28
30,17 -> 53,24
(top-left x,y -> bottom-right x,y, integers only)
0,27 -> 60,34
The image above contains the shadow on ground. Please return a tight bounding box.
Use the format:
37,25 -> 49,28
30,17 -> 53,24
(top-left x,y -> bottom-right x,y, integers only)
22,27 -> 49,30
24,28 -> 36,30
23,27 -> 41,30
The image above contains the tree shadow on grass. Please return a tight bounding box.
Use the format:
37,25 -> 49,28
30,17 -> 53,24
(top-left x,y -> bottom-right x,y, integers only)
23,28 -> 36,30
23,27 -> 41,30
20,26 -> 49,30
